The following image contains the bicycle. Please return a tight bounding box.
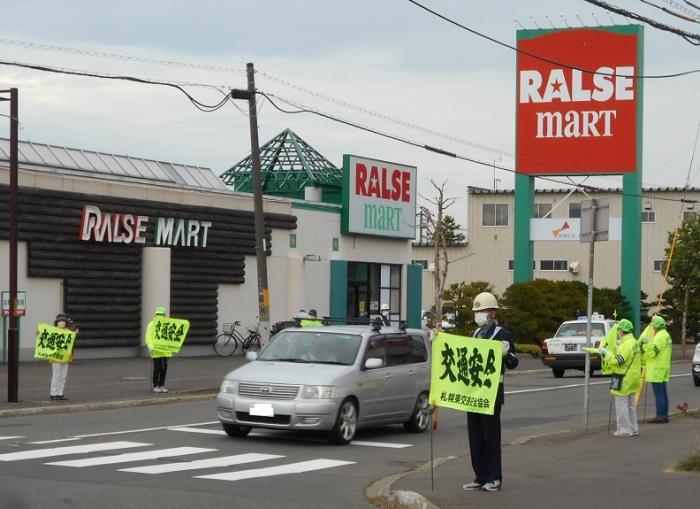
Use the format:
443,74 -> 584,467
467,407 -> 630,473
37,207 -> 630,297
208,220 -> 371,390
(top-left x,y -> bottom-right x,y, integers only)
214,321 -> 262,356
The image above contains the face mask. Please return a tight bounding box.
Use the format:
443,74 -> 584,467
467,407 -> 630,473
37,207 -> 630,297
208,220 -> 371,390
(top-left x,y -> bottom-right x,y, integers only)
381,311 -> 389,317
56,321 -> 66,328
474,312 -> 489,326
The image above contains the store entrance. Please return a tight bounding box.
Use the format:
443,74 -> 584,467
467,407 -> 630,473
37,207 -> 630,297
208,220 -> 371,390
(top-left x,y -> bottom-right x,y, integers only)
346,262 -> 401,324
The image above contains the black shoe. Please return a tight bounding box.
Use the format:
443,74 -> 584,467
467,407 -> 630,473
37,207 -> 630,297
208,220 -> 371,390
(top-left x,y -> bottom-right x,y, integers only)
57,395 -> 67,400
650,417 -> 669,423
49,395 -> 57,400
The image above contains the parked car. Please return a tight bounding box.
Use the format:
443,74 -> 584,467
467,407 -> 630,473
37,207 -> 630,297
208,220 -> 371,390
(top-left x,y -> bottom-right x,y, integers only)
541,318 -> 616,377
216,324 -> 431,444
692,343 -> 700,387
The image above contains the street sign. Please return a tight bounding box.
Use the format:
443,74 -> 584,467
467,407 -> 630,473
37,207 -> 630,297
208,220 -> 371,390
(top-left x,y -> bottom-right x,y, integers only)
1,291 -> 26,316
580,199 -> 610,243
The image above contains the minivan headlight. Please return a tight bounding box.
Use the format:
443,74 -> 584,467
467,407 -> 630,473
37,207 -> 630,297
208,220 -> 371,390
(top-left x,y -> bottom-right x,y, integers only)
220,380 -> 238,394
693,364 -> 700,372
302,385 -> 335,399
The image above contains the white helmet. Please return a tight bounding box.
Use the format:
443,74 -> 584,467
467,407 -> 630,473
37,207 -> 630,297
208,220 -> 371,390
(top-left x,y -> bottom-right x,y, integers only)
472,292 -> 498,311
380,303 -> 390,312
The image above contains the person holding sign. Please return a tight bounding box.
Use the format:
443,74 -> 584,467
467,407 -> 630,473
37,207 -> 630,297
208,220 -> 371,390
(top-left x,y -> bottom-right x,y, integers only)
47,314 -> 78,401
599,318 -> 641,437
462,292 -> 518,493
146,306 -> 172,393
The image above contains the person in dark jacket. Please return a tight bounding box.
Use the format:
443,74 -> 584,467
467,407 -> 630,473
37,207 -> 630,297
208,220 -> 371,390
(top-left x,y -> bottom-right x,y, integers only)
462,292 -> 518,493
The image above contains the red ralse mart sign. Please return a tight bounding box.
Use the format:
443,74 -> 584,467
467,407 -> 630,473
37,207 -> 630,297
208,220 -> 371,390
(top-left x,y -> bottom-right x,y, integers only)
516,26 -> 642,175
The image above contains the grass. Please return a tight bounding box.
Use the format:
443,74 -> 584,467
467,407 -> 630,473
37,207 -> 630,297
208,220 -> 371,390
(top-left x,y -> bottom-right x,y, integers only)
515,343 -> 542,357
675,432 -> 700,473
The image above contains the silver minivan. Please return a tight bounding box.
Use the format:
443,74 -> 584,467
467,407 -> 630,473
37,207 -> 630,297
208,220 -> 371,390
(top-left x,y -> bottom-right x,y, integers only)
216,324 -> 431,444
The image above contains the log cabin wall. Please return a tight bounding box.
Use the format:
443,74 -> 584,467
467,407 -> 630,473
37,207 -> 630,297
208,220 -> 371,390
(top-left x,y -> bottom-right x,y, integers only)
0,184 -> 296,348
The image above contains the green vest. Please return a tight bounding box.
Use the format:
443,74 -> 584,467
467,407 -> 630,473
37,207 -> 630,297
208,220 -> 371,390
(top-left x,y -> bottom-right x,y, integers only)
643,329 -> 672,383
606,333 -> 641,396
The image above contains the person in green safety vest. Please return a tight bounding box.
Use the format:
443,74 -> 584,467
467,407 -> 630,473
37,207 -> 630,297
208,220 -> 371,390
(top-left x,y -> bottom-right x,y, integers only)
597,323 -> 620,375
598,318 -> 641,437
642,315 -> 673,424
145,306 -> 172,394
300,309 -> 323,327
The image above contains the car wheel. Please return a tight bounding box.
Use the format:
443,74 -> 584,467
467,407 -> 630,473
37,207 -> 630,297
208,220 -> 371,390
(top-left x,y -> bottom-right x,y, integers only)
589,368 -> 596,377
222,423 -> 252,438
553,367 -> 565,378
403,392 -> 430,433
328,399 -> 357,445
694,376 -> 700,387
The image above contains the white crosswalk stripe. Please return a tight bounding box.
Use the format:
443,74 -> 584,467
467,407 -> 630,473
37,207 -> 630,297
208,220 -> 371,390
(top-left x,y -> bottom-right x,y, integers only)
119,453 -> 284,474
46,447 -> 215,468
195,459 -> 355,482
0,441 -> 150,462
168,426 -> 413,448
0,436 -> 24,441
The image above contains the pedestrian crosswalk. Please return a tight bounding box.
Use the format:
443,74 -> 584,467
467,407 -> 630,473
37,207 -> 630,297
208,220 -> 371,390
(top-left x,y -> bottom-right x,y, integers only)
0,438 -> 356,484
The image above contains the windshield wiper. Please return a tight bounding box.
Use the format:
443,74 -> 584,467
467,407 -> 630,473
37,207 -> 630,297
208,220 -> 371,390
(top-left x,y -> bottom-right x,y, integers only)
312,360 -> 348,365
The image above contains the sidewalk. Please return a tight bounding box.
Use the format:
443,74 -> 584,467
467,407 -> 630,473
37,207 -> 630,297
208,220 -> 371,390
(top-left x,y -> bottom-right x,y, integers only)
393,413 -> 700,509
0,354 -> 247,417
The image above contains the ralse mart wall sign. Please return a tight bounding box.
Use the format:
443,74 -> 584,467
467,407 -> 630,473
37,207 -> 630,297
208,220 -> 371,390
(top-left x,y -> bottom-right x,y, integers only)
342,155 -> 417,239
516,27 -> 641,175
79,204 -> 212,248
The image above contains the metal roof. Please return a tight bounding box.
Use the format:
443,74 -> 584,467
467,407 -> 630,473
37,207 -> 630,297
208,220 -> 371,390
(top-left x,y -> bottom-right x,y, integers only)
467,185 -> 700,195
0,138 -> 228,191
220,128 -> 342,194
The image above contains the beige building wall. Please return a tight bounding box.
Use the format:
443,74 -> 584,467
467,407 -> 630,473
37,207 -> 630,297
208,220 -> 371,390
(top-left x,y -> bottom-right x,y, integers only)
412,187 -> 699,311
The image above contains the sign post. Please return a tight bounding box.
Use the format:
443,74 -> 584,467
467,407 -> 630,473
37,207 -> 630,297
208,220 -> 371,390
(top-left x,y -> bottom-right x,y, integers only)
2,291 -> 26,365
580,199 -> 609,431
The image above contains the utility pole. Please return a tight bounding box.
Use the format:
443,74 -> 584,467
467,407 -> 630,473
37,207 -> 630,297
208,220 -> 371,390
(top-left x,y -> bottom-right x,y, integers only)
232,64 -> 270,344
1,88 -> 19,402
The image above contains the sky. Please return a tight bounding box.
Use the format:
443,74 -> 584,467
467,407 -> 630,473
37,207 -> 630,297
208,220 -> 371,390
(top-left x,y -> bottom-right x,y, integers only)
1,0 -> 699,228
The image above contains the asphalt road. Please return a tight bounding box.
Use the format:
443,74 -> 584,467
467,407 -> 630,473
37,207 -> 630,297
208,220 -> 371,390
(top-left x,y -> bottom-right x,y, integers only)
0,369 -> 697,509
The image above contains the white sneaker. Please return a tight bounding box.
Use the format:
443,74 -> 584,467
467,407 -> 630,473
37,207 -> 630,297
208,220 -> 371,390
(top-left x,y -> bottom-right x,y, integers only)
613,431 -> 633,437
153,387 -> 162,393
481,480 -> 502,492
462,481 -> 483,491
160,387 -> 168,393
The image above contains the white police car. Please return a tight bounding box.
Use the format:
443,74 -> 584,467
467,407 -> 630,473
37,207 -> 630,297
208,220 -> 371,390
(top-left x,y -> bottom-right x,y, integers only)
692,342 -> 700,387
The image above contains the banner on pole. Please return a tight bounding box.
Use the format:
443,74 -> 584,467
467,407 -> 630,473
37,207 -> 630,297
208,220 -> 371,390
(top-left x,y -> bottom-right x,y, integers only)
34,324 -> 76,363
147,317 -> 190,353
429,333 -> 502,415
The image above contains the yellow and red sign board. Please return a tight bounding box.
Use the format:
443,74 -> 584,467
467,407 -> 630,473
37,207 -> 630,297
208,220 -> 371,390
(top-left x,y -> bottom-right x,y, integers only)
516,26 -> 641,175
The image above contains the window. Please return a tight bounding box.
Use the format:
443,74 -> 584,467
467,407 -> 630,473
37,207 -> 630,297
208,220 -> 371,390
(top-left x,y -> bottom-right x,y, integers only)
385,335 -> 412,366
569,202 -> 581,219
363,336 -> 387,366
533,202 -> 552,219
653,260 -> 666,273
482,203 -> 509,226
412,259 -> 428,270
539,259 -> 568,271
641,210 -> 655,223
408,335 -> 428,363
508,259 -> 536,271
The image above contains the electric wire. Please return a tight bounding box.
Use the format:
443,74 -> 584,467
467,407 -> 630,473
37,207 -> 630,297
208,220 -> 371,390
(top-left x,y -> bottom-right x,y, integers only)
660,0 -> 700,21
639,0 -> 700,22
257,90 -> 699,205
407,0 -> 700,69
581,0 -> 700,44
0,59 -> 232,112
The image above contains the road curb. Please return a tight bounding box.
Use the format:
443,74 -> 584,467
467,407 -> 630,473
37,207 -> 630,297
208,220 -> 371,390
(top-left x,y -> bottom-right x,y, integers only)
0,389 -> 217,418
366,456 -> 456,509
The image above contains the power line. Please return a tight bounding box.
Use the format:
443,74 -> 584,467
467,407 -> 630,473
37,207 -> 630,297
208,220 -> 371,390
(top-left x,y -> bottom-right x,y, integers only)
0,59 -> 232,112
639,0 -> 700,22
257,91 -> 699,205
0,38 -> 247,74
406,0 -> 700,70
581,0 -> 700,44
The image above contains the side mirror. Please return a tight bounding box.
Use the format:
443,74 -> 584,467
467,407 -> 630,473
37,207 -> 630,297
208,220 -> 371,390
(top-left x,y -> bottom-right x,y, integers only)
246,351 -> 258,361
364,358 -> 383,369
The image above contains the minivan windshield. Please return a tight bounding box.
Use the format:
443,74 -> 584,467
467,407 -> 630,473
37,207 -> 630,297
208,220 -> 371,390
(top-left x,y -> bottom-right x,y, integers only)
555,322 -> 606,338
259,331 -> 362,366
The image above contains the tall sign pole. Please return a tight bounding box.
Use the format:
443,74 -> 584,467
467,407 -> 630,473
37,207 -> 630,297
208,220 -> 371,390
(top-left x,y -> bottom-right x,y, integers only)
3,88 -> 19,402
244,63 -> 271,343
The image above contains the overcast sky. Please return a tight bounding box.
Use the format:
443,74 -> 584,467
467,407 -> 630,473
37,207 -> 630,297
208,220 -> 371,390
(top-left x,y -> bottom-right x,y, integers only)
1,0 -> 699,227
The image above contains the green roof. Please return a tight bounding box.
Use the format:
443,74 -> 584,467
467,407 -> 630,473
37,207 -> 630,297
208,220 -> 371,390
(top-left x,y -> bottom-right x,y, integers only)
220,129 -> 342,200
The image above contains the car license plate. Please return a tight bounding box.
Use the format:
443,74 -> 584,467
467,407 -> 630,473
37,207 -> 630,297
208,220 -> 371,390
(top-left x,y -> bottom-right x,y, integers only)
564,344 -> 578,352
250,403 -> 274,417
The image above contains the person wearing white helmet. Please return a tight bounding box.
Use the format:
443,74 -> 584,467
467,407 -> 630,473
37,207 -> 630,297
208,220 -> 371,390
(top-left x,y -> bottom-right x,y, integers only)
378,303 -> 391,326
462,292 -> 518,493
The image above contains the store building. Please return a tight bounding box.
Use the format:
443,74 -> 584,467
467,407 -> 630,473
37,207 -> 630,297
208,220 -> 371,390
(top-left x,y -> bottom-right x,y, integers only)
412,185 -> 700,309
0,130 -> 421,360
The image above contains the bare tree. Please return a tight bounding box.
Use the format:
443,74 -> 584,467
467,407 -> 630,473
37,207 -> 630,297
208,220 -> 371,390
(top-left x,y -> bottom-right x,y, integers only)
420,180 -> 456,332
